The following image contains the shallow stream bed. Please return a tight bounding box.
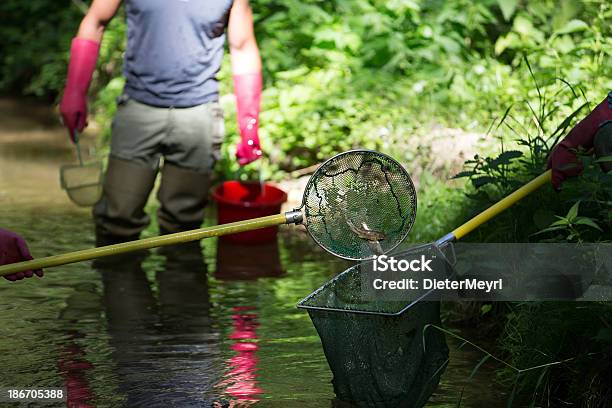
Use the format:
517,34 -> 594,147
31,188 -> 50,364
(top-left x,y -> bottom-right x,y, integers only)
0,98 -> 503,407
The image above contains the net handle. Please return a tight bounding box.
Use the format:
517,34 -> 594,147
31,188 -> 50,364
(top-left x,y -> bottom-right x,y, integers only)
447,170 -> 551,242
2,150 -> 413,275
0,213 -> 295,276
75,138 -> 84,166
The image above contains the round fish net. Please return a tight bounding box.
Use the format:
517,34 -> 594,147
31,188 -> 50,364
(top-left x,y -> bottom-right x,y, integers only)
60,162 -> 103,207
303,150 -> 417,260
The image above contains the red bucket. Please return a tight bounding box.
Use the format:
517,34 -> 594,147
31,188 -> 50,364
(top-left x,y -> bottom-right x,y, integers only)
212,181 -> 288,244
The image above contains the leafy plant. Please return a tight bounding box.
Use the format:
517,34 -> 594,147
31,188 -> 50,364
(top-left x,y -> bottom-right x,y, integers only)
453,149 -> 523,196
535,200 -> 603,242
451,60 -> 611,406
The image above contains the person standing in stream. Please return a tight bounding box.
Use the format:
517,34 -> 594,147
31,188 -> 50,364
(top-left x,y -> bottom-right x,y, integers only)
59,0 -> 263,245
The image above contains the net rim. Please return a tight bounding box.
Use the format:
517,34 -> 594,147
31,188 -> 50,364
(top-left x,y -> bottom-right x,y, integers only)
301,149 -> 417,261
297,242 -> 451,316
59,161 -> 104,189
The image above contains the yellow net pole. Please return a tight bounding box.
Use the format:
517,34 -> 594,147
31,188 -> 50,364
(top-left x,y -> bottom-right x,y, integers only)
451,170 -> 552,241
0,213 -> 288,276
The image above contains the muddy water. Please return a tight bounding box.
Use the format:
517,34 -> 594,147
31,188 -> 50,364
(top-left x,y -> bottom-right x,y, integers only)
0,98 -> 503,407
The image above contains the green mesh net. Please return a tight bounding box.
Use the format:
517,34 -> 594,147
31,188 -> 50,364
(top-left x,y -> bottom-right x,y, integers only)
308,304 -> 448,407
303,150 -> 417,261
298,245 -> 452,407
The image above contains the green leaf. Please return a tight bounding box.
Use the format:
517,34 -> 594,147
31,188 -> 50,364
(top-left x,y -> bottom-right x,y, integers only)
595,156 -> 612,163
480,304 -> 493,315
566,201 -> 580,222
497,0 -> 518,22
275,67 -> 310,80
452,170 -> 475,179
472,176 -> 495,188
514,15 -> 540,39
551,35 -> 576,54
550,218 -> 569,227
437,36 -> 461,54
490,150 -> 523,168
574,217 -> 603,231
535,225 -> 567,235
495,32 -> 521,55
554,19 -> 589,35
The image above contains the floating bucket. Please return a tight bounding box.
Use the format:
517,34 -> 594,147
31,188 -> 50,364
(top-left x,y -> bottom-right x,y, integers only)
212,181 -> 288,244
298,245 -> 453,408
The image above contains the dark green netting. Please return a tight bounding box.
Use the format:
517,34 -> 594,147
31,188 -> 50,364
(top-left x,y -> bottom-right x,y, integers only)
298,245 -> 452,407
307,304 -> 448,408
303,150 -> 417,261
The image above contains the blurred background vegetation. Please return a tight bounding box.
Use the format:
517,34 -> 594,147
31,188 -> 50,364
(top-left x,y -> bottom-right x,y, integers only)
1,0 -> 611,406
1,0 -> 610,175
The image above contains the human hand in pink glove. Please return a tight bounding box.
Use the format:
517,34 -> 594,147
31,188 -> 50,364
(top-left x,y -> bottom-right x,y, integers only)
59,38 -> 100,143
234,72 -> 263,166
0,228 -> 43,282
547,93 -> 612,189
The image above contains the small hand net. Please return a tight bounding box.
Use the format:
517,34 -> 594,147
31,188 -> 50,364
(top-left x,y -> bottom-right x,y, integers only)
60,162 -> 103,207
302,150 -> 417,260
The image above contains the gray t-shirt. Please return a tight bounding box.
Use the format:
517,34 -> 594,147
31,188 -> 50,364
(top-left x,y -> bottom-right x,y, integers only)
123,0 -> 234,108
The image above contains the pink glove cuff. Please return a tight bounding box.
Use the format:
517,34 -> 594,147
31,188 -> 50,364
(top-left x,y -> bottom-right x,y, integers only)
65,38 -> 100,95
234,72 -> 263,165
562,96 -> 612,150
60,38 -> 100,142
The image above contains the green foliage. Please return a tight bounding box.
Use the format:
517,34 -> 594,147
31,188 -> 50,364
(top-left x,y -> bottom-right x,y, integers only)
0,2 -> 81,95
453,149 -> 523,192
500,303 -> 612,407
539,154 -> 612,243
451,67 -> 611,406
453,64 -> 610,243
1,1 -> 609,182
535,199 -> 604,242
494,0 -> 611,87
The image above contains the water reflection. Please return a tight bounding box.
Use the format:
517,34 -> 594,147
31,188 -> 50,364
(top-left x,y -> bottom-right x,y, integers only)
56,282 -> 99,407
214,306 -> 262,407
59,347 -> 95,407
215,240 -> 284,281
95,243 -> 220,407
214,240 -> 284,406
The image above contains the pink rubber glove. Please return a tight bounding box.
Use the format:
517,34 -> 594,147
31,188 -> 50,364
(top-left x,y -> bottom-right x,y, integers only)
548,94 -> 612,189
234,72 -> 263,166
59,38 -> 100,143
0,228 -> 43,282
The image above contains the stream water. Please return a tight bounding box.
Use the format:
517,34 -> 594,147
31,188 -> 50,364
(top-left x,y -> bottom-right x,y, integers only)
0,98 -> 504,407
